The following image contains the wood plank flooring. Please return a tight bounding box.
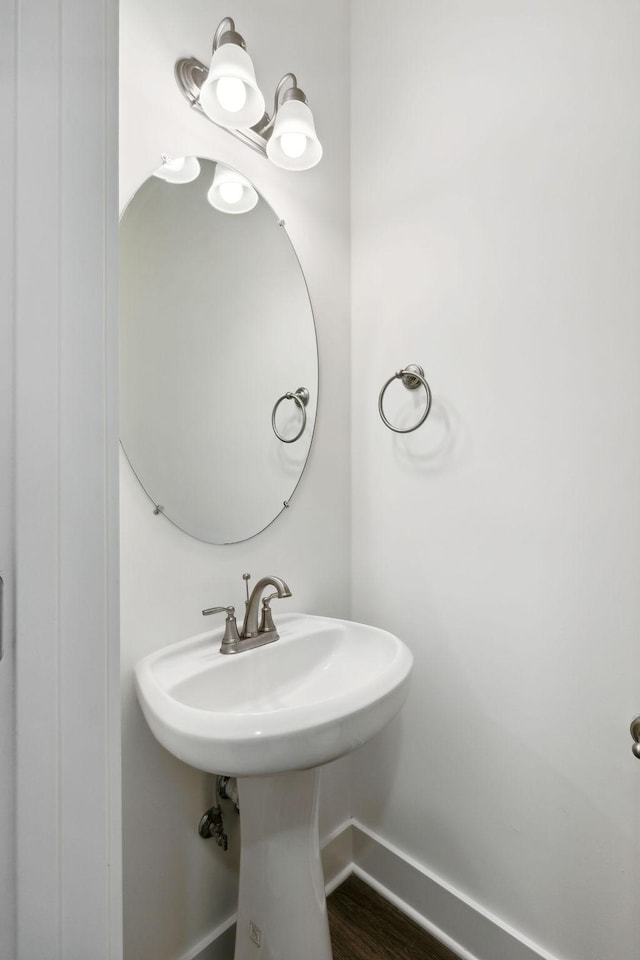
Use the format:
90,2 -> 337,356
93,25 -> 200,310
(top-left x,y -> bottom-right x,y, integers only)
327,875 -> 461,960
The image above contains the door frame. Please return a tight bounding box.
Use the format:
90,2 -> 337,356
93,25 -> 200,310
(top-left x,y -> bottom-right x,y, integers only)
13,1 -> 121,956
0,0 -> 16,954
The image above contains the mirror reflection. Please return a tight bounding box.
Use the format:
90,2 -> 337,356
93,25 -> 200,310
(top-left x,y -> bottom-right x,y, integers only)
120,158 -> 318,543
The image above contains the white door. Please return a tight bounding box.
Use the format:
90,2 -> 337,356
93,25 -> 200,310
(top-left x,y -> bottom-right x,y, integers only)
9,2 -> 121,957
0,0 -> 16,955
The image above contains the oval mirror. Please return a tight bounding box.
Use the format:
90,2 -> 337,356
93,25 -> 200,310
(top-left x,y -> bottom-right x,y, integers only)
119,158 -> 318,544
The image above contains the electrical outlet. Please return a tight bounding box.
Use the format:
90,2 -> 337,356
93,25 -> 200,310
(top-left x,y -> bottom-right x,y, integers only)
249,921 -> 262,948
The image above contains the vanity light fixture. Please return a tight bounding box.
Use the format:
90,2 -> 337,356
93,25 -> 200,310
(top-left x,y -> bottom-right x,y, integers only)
207,163 -> 259,214
198,17 -> 265,129
153,154 -> 201,184
175,16 -> 323,171
266,75 -> 322,171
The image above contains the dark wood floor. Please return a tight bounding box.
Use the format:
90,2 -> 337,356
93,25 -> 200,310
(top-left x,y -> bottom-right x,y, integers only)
327,875 -> 461,960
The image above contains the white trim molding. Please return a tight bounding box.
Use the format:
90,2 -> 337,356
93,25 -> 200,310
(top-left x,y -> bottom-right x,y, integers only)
350,822 -> 564,960
14,1 -> 121,957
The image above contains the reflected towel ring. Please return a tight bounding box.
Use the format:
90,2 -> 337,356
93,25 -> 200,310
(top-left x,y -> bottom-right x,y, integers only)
272,387 -> 310,443
378,365 -> 432,433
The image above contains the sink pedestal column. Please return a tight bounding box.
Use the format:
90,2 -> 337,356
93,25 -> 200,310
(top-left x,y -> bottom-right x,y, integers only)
235,769 -> 333,960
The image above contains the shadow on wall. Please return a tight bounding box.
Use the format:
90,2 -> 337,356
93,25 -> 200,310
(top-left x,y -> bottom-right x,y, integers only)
379,391 -> 467,475
351,712 -> 407,825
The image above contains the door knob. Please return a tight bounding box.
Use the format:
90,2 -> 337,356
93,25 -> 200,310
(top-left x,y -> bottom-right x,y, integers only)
630,717 -> 640,758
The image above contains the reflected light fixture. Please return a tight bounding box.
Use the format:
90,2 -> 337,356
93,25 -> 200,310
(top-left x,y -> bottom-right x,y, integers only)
207,163 -> 259,214
175,16 -> 323,172
153,154 -> 201,184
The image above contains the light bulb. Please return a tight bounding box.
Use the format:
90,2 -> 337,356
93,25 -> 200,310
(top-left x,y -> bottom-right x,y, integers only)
218,180 -> 243,205
216,76 -> 247,113
207,163 -> 258,214
153,156 -> 201,183
280,132 -> 308,159
266,95 -> 322,171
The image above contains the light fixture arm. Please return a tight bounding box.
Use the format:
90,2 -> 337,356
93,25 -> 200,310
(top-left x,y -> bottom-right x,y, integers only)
212,17 -> 246,53
253,74 -> 308,138
273,73 -> 304,113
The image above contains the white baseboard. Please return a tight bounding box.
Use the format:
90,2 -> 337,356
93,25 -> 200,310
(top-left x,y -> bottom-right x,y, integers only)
180,819 -> 562,960
179,917 -> 236,960
321,818 -> 354,895
350,821 -> 562,960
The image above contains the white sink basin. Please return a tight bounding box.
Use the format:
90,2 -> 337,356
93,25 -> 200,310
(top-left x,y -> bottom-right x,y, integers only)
135,612 -> 413,776
135,611 -> 413,960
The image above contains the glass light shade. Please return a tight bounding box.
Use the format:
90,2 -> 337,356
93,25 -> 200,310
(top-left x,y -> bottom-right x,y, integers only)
199,43 -> 266,129
207,164 -> 259,215
153,156 -> 201,184
266,99 -> 322,171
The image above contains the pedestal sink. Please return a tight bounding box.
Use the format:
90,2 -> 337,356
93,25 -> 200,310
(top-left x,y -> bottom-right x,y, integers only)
135,612 -> 413,960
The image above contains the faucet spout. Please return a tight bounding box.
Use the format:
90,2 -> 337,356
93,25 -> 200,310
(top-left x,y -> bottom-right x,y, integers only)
242,576 -> 291,638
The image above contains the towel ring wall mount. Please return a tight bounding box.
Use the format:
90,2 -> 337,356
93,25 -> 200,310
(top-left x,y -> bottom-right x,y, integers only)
378,364 -> 432,433
272,387 -> 310,443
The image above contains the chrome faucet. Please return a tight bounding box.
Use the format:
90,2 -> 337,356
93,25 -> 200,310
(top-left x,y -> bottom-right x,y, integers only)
203,573 -> 292,655
242,575 -> 292,638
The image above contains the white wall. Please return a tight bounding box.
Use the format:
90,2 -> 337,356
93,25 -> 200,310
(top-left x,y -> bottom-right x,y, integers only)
350,3 -> 640,960
120,2 -> 351,958
122,4 -> 640,959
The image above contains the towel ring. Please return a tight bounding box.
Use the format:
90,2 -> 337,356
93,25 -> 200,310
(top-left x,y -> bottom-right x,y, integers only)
272,387 -> 310,443
378,365 -> 432,433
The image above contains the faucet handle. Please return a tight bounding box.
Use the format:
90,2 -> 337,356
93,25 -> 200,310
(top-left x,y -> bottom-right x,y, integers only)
259,596 -> 277,633
202,604 -> 235,617
202,605 -> 240,652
